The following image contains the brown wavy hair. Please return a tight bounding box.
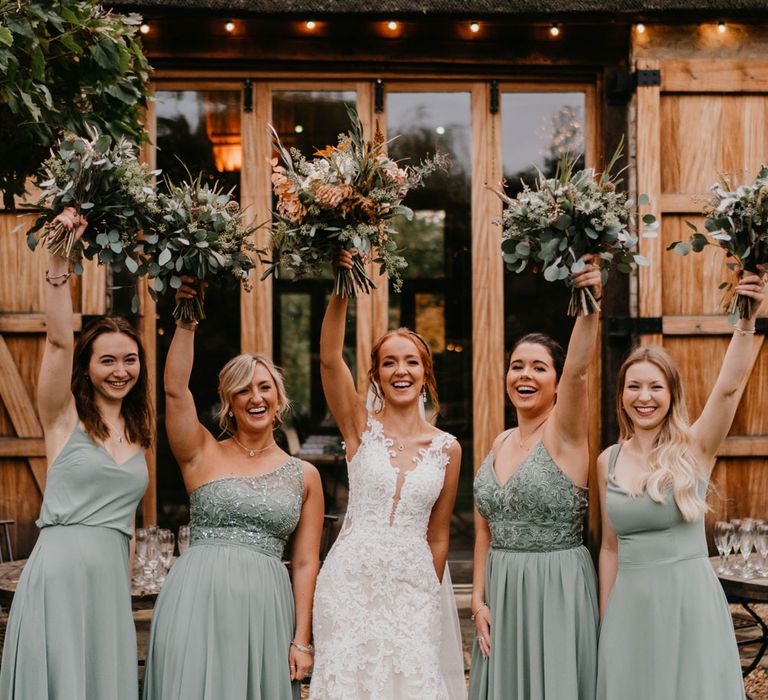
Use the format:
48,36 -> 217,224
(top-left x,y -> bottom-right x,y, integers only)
71,317 -> 153,449
367,328 -> 439,415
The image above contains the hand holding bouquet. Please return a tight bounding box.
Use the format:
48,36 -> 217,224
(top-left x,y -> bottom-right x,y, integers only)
138,175 -> 256,322
26,127 -> 158,272
265,105 -> 447,297
669,167 -> 768,319
492,139 -> 654,316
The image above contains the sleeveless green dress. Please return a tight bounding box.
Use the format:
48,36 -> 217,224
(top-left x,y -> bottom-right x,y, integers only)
597,443 -> 744,700
469,440 -> 598,700
143,458 -> 304,700
0,424 -> 148,700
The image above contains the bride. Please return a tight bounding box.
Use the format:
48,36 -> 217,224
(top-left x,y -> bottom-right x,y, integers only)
310,250 -> 466,699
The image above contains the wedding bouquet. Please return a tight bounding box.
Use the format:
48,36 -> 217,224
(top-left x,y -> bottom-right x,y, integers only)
669,167 -> 768,319
264,105 -> 447,297
25,128 -> 158,272
138,175 -> 256,322
493,140 -> 655,316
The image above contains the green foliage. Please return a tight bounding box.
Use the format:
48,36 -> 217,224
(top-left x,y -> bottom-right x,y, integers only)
0,0 -> 151,208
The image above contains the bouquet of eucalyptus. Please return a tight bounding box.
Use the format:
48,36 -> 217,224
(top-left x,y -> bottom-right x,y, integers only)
669,167 -> 768,319
138,175 -> 256,322
264,105 -> 447,297
493,140 -> 655,316
25,128 -> 158,272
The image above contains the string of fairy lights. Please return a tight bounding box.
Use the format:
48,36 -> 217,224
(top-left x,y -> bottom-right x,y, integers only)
138,19 -> 732,37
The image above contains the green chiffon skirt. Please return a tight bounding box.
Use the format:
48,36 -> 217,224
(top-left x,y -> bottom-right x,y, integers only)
143,541 -> 299,700
0,525 -> 138,700
597,556 -> 744,699
469,546 -> 598,700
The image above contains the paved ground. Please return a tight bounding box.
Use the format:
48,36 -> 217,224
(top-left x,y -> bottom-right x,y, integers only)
2,603 -> 768,698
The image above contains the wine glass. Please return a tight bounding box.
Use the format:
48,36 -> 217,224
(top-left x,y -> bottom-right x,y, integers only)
714,521 -> 734,574
134,527 -> 148,584
178,524 -> 191,555
143,529 -> 161,592
738,520 -> 755,579
158,529 -> 175,584
756,524 -> 768,577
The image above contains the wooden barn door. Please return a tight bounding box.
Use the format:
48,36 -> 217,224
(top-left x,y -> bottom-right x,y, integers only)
0,213 -> 106,557
636,58 -> 768,530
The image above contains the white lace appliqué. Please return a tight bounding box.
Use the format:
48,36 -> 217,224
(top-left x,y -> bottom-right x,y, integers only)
310,417 -> 457,700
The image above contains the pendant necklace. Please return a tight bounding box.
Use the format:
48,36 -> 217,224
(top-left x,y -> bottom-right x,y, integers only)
103,416 -> 126,443
517,416 -> 549,448
232,435 -> 276,458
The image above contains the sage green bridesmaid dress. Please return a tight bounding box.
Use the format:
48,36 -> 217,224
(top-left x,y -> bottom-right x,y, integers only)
597,443 -> 745,700
469,440 -> 598,700
0,424 -> 148,700
143,458 -> 304,700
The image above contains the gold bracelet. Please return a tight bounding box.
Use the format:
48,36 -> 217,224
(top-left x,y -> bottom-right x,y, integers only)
175,320 -> 199,331
734,327 -> 756,336
290,640 -> 314,655
45,269 -> 71,287
471,602 -> 488,621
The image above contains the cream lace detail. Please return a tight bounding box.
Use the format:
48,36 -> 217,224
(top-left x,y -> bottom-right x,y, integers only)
310,416 -> 458,700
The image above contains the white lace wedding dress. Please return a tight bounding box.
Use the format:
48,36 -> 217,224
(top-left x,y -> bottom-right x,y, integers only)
310,415 -> 466,700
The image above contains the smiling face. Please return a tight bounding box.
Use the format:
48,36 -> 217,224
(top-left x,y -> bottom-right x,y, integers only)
621,360 -> 672,432
229,363 -> 280,435
87,332 -> 140,403
506,342 -> 559,414
376,334 -> 426,408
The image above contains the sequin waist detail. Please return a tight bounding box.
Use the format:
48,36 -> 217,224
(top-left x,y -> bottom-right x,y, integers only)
190,525 -> 286,558
488,520 -> 583,552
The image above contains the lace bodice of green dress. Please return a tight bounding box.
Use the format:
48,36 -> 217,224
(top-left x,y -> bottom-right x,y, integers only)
474,440 -> 588,552
189,457 -> 304,559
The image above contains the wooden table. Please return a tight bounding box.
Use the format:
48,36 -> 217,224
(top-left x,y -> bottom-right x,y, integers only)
712,555 -> 768,689
0,558 -> 162,607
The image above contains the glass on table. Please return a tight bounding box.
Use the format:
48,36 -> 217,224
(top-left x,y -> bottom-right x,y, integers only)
178,524 -> 191,555
134,527 -> 148,584
738,520 -> 756,579
756,524 -> 768,577
714,521 -> 735,575
157,529 -> 175,583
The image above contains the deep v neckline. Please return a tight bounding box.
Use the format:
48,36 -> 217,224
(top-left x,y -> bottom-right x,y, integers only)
82,425 -> 143,467
488,440 -> 542,489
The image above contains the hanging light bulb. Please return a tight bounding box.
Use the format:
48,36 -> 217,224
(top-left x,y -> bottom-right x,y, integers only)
717,22 -> 727,33
306,20 -> 316,30
549,24 -> 560,37
387,21 -> 398,31
636,23 -> 646,33
140,23 -> 150,35
225,21 -> 235,33
470,22 -> 480,33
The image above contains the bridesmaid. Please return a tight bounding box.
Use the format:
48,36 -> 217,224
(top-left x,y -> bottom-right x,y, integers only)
0,208 -> 150,699
469,257 -> 602,700
143,279 -> 324,700
596,275 -> 764,700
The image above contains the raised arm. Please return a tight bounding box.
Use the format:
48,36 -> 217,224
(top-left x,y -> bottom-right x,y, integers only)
551,258 -> 602,446
37,208 -> 84,437
691,274 -> 765,468
164,280 -> 210,468
319,251 -> 367,447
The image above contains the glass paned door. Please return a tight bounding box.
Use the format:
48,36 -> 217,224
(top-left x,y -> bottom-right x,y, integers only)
386,91 -> 474,553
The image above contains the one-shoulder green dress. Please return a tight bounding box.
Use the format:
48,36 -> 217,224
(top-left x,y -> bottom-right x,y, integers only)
0,424 -> 148,700
143,458 -> 304,700
597,443 -> 745,700
469,440 -> 598,700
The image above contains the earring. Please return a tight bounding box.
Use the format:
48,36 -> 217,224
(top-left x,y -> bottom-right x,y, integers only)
420,387 -> 427,401
228,411 -> 233,417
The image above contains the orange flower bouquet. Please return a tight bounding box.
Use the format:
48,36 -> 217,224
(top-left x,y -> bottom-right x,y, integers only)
264,106 -> 447,297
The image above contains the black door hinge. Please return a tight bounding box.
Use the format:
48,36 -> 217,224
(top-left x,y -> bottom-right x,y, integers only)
374,79 -> 384,113
243,79 -> 253,114
490,80 -> 499,115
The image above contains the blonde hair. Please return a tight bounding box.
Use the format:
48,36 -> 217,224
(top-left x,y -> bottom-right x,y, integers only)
616,345 -> 708,522
216,353 -> 290,435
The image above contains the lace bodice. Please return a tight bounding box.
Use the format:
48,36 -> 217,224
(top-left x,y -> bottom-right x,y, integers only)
189,457 -> 304,558
474,440 -> 588,552
341,415 -> 455,538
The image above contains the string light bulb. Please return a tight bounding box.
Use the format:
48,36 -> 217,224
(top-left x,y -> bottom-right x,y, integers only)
387,21 -> 398,30
305,20 -> 316,30
717,21 -> 727,33
549,24 -> 560,37
225,21 -> 235,32
470,22 -> 480,33
139,23 -> 150,34
636,23 -> 646,33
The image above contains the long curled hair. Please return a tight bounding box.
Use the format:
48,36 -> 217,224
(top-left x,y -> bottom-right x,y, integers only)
72,317 -> 153,449
367,328 -> 439,416
216,353 -> 291,435
616,345 -> 708,522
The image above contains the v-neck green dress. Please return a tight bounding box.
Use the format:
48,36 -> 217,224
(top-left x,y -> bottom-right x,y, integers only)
0,424 -> 148,700
597,443 -> 744,700
469,441 -> 598,700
